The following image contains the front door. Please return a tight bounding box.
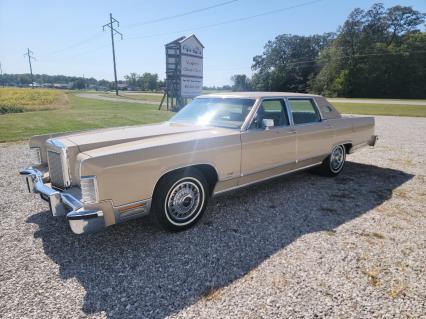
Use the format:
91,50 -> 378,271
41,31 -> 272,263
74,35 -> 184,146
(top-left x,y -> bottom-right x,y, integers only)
240,98 -> 297,185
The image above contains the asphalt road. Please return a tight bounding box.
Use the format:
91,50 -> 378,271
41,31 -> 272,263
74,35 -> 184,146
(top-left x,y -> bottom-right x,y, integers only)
77,93 -> 159,105
1,116 -> 425,318
328,98 -> 426,105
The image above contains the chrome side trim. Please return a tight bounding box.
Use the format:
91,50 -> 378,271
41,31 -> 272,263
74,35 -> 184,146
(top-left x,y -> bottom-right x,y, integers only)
241,160 -> 296,177
154,162 -> 221,193
213,162 -> 322,196
241,98 -> 262,131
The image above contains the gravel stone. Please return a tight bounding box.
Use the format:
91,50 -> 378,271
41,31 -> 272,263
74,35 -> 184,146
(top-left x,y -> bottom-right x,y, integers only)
0,115 -> 425,318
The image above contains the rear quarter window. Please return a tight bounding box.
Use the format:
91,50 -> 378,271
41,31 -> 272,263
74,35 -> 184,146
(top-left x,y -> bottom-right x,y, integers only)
323,105 -> 334,112
288,99 -> 321,125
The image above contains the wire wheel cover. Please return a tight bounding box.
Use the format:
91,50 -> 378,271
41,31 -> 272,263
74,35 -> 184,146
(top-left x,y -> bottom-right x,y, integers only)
166,180 -> 202,222
330,146 -> 345,172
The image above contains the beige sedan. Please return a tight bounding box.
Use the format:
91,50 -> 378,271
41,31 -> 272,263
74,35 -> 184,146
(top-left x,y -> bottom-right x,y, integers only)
20,92 -> 377,234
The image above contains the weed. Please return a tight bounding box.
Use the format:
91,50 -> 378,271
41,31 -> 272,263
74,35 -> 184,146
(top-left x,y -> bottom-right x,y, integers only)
362,267 -> 381,286
389,282 -> 407,299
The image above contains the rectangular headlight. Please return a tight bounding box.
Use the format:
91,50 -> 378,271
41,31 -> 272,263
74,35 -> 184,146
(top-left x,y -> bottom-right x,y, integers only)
29,147 -> 41,166
81,176 -> 99,204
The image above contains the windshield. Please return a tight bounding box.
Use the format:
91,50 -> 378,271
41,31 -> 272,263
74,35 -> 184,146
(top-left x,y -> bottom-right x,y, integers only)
169,98 -> 256,129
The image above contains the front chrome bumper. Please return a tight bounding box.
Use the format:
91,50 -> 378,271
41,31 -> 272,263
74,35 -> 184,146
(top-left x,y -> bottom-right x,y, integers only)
19,167 -> 105,234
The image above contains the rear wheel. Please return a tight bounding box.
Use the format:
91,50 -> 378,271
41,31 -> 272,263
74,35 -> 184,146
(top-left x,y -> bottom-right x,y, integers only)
315,144 -> 346,177
152,168 -> 209,231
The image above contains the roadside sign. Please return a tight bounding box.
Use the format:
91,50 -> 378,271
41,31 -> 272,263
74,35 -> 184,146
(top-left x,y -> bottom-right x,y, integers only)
164,34 -> 204,109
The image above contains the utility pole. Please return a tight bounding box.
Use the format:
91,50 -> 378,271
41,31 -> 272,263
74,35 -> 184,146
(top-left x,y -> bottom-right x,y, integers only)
0,62 -> 4,87
102,13 -> 123,96
24,48 -> 35,88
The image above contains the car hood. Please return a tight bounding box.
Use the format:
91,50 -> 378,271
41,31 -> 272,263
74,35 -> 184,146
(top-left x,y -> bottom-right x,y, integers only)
58,122 -> 215,152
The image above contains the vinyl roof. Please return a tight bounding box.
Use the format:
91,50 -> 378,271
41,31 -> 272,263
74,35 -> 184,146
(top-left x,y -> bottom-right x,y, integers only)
198,91 -> 320,99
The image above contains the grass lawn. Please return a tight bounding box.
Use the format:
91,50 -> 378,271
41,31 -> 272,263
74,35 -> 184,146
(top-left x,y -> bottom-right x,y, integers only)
0,94 -> 172,142
1,92 -> 425,143
332,102 -> 426,117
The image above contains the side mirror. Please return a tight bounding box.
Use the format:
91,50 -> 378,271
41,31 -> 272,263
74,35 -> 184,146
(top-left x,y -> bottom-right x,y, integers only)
262,119 -> 274,130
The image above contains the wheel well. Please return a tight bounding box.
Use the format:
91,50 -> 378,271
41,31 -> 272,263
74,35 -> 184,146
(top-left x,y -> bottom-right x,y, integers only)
193,164 -> 218,195
343,143 -> 352,154
153,164 -> 219,197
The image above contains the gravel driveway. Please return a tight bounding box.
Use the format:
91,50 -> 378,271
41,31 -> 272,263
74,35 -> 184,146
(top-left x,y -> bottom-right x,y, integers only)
0,116 -> 425,318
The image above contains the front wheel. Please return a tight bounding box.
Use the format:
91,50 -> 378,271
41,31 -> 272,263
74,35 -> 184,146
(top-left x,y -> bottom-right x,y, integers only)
315,144 -> 346,177
152,168 -> 209,231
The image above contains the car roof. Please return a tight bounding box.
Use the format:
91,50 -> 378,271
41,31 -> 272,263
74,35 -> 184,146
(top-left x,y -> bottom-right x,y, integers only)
198,91 -> 320,99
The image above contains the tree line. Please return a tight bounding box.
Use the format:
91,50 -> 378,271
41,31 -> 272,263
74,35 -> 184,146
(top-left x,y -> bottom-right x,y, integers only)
0,73 -> 112,90
231,3 -> 426,98
123,72 -> 163,91
1,72 -> 164,91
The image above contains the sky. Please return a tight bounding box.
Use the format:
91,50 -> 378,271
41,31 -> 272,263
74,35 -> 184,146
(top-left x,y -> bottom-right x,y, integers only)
1,0 -> 425,86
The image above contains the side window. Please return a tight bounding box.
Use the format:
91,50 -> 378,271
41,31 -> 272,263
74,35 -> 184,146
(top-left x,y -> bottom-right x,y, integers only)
250,99 -> 289,129
288,99 -> 321,125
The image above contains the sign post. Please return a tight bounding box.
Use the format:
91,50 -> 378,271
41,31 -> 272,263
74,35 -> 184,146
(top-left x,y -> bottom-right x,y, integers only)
161,34 -> 204,111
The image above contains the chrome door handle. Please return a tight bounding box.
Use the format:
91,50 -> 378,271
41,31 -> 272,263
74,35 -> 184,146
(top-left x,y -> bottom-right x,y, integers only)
287,130 -> 297,134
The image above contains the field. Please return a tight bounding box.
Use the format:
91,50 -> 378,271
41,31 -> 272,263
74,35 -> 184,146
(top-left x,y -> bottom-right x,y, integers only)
0,94 -> 172,142
0,88 -> 66,114
331,102 -> 426,117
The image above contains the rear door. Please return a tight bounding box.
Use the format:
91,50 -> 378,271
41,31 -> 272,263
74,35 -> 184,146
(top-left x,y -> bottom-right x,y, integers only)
287,98 -> 334,165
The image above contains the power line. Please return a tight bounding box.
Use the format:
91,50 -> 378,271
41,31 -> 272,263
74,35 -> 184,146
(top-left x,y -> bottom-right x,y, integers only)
27,0 -> 323,66
205,49 -> 426,73
279,49 -> 426,68
41,1 -> 239,57
45,32 -> 103,56
123,0 -> 239,28
126,0 -> 325,40
24,48 -> 35,88
103,13 -> 123,96
37,43 -> 110,63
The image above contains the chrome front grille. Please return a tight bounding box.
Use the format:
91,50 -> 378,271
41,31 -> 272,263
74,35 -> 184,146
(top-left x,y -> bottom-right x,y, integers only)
47,150 -> 65,188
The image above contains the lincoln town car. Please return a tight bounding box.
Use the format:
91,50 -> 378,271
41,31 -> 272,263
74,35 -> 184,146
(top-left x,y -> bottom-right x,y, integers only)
20,92 -> 377,234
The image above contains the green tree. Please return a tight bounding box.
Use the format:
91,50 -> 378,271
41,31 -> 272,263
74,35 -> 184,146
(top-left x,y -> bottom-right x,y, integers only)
250,33 -> 334,92
142,73 -> 159,91
124,73 -> 139,88
72,78 -> 85,90
309,3 -> 426,98
230,74 -> 251,91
